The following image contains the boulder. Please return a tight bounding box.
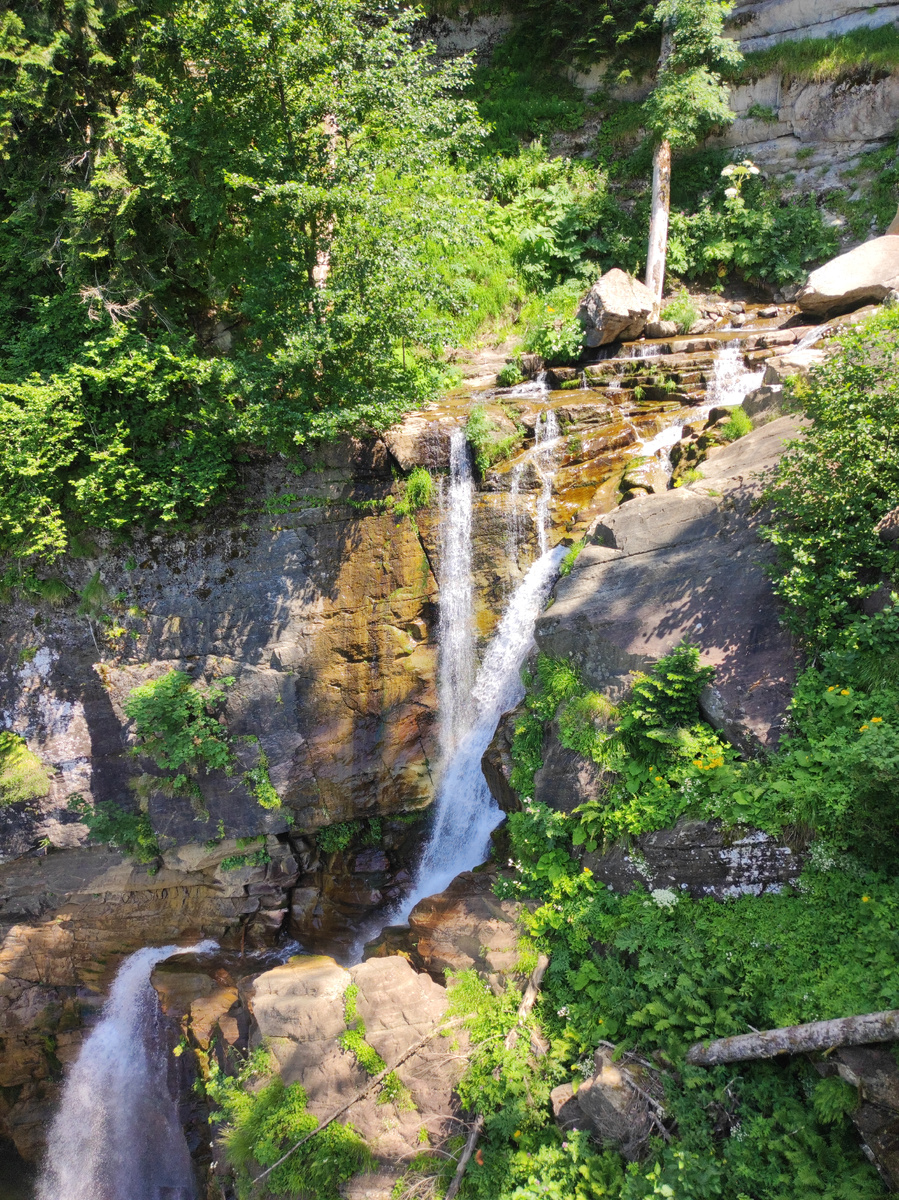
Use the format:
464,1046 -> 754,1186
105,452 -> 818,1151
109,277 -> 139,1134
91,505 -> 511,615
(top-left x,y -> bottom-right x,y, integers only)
876,506 -> 899,544
533,725 -> 610,815
366,866 -> 528,986
572,1050 -> 661,1160
535,418 -> 804,752
583,817 -> 802,900
481,709 -> 520,813
244,953 -> 464,1174
798,236 -> 899,316
578,269 -> 656,347
644,319 -> 679,340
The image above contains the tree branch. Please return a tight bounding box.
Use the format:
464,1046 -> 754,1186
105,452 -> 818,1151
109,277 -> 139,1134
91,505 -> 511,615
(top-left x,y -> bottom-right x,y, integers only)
687,1008 -> 899,1067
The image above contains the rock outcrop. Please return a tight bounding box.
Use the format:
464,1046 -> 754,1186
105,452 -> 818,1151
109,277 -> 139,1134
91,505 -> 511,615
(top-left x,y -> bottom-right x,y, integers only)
578,269 -> 656,347
535,418 -> 803,753
798,236 -> 899,316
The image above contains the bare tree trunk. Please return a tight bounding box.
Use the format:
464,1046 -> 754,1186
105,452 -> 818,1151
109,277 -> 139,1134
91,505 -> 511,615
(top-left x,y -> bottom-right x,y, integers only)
687,1009 -> 899,1067
644,27 -> 673,315
644,137 -> 671,312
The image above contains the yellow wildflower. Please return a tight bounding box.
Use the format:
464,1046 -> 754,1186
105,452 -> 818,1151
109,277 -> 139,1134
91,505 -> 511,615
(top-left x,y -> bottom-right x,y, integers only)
860,725 -> 869,732
841,689 -> 850,695
872,717 -> 883,723
827,686 -> 835,692
514,1131 -> 521,1139
862,896 -> 871,903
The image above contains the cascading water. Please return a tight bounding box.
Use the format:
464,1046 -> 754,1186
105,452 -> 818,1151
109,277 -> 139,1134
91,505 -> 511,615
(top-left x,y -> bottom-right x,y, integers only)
437,429 -> 476,759
506,462 -> 526,569
399,542 -> 566,918
37,940 -> 216,1200
703,342 -> 764,412
534,408 -> 560,554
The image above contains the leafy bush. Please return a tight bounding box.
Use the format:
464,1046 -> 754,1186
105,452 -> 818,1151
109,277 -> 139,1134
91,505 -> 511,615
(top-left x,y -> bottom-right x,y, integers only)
317,820 -> 359,854
394,467 -> 434,518
125,671 -> 236,795
67,796 -> 160,864
207,1051 -> 372,1199
465,406 -> 523,475
0,731 -> 51,806
720,405 -> 752,441
763,307 -> 899,644
496,362 -> 525,388
522,304 -> 584,365
661,289 -> 699,333
558,538 -> 585,576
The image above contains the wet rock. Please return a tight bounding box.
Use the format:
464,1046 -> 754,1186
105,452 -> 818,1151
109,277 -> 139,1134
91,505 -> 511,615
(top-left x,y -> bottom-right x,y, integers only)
583,817 -> 802,899
383,413 -> 456,470
578,269 -> 655,347
816,1046 -> 899,1189
798,236 -> 899,316
481,708 -> 520,813
354,848 -> 390,873
644,319 -> 679,339
535,419 -> 803,752
367,866 -> 528,987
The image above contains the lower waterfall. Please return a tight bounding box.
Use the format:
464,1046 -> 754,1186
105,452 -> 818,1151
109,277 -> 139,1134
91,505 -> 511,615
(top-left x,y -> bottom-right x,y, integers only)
399,541 -> 565,919
37,941 -> 215,1200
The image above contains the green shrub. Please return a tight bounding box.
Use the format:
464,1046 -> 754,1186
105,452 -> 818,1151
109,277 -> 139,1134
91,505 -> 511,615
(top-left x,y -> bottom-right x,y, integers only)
67,795 -> 160,864
558,538 -> 585,576
720,405 -> 752,441
465,406 -> 523,475
522,304 -> 583,366
0,731 -> 52,806
394,467 -> 434,518
207,1051 -> 372,1200
125,671 -> 236,795
746,103 -> 779,123
660,289 -> 699,333
317,820 -> 359,854
496,362 -> 525,388
763,307 -> 899,644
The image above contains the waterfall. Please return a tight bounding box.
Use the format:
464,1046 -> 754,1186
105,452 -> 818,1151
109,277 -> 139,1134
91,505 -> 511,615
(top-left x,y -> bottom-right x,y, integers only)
506,462 -> 526,569
534,408 -> 560,554
437,429 -> 476,759
400,543 -> 565,917
37,941 -> 216,1200
704,342 -> 765,411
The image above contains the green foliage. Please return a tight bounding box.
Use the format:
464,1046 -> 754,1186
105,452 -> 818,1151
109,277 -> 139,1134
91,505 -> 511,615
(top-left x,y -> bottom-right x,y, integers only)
0,730 -> 52,806
339,983 -> 414,1109
522,302 -> 584,365
394,467 -> 434,518
67,795 -> 160,864
125,671 -> 236,795
558,538 -> 586,576
719,405 -> 752,441
509,654 -> 583,797
763,307 -> 899,643
466,406 -> 523,475
207,1050 -> 371,1199
737,25 -> 899,84
317,820 -> 359,854
813,1076 -> 859,1125
243,745 -> 281,810
660,289 -> 699,333
641,0 -> 742,151
746,102 -> 779,123
496,362 -> 525,388
0,0 -> 487,558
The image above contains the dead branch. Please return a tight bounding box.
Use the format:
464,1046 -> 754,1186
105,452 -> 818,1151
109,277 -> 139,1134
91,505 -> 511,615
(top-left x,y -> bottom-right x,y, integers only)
251,1016 -> 462,1189
687,1008 -> 899,1067
444,954 -> 550,1200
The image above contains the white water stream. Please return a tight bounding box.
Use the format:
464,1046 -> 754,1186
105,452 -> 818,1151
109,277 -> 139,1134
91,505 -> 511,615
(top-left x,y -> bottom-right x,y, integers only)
37,941 -> 216,1200
437,430 -> 476,759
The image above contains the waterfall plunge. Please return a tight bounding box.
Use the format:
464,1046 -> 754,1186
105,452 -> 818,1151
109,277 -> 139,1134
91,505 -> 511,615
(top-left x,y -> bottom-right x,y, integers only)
397,429 -> 564,919
38,941 -> 216,1200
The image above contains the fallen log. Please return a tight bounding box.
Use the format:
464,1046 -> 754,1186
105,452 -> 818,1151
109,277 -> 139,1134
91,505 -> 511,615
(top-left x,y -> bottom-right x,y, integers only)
687,1008 -> 899,1067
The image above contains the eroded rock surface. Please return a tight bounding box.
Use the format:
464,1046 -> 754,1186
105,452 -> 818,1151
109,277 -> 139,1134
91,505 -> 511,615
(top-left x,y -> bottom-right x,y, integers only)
535,418 -> 803,752
798,236 -> 899,316
578,269 -> 656,347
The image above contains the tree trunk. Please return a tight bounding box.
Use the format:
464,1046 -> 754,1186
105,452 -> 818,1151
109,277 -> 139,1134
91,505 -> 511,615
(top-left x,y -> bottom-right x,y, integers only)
644,26 -> 673,315
644,137 -> 671,312
687,1009 -> 899,1067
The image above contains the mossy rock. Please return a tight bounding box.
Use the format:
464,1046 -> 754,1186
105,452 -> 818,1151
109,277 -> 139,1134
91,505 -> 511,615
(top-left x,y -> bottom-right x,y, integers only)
0,731 -> 52,806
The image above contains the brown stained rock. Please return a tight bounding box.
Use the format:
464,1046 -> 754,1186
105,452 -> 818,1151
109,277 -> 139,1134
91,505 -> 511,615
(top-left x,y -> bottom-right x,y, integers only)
382,413 -> 456,471
876,506 -> 899,544
551,1082 -> 593,1133
244,953 -> 465,1176
798,236 -> 899,316
584,817 -> 801,900
535,418 -> 804,753
377,866 -> 528,987
817,1046 -> 899,1189
578,269 -> 656,347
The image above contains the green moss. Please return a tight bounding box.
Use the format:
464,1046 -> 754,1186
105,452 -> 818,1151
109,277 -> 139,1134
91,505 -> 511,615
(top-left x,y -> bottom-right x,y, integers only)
736,26 -> 899,85
0,731 -> 51,806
